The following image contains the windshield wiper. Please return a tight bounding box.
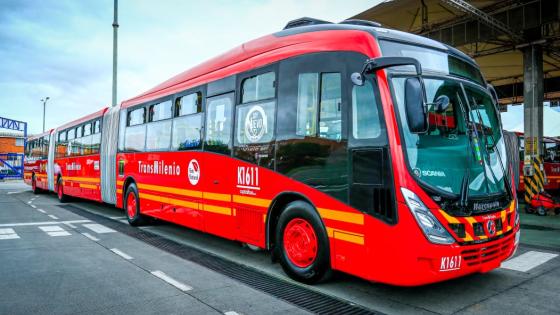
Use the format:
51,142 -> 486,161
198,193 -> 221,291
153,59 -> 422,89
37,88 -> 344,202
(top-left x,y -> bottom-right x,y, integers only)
455,92 -> 475,214
470,96 -> 514,202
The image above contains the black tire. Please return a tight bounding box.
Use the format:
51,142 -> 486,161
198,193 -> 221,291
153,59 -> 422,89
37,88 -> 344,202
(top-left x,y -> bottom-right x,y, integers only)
124,183 -> 147,226
32,175 -> 40,194
57,178 -> 68,203
275,200 -> 331,284
537,206 -> 547,216
525,205 -> 534,214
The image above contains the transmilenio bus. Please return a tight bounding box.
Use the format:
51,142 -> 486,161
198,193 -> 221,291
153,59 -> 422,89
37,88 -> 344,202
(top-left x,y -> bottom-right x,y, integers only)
24,18 -> 520,286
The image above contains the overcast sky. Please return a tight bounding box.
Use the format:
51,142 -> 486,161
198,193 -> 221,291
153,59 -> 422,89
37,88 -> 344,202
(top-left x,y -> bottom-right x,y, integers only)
0,0 -> 380,134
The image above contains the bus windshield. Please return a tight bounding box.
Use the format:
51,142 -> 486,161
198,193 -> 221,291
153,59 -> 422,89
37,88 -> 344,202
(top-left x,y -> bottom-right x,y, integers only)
390,76 -> 508,198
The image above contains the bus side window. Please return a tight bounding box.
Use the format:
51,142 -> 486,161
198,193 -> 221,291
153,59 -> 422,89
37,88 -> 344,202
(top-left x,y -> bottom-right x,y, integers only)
125,107 -> 147,152
173,92 -> 203,151
296,72 -> 342,141
91,119 -> 101,154
146,100 -> 172,151
205,93 -> 234,155
352,80 -> 381,139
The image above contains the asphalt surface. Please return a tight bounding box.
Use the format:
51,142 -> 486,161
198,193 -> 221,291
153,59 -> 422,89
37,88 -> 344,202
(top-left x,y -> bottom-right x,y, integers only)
1,180 -> 560,315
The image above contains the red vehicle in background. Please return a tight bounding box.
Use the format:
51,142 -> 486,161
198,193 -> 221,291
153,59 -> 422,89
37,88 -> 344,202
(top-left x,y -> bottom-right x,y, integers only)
24,130 -> 53,193
24,18 -> 520,286
516,132 -> 560,192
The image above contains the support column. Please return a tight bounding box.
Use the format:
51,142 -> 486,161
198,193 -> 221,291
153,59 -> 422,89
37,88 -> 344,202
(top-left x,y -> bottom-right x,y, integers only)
523,44 -> 544,203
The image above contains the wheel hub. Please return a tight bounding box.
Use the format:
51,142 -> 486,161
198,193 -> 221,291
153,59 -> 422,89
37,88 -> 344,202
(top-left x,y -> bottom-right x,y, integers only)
283,218 -> 318,268
127,193 -> 137,219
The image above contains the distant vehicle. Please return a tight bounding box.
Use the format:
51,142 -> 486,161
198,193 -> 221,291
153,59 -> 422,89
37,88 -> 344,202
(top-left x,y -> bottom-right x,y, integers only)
25,17 -> 519,286
515,132 -> 560,192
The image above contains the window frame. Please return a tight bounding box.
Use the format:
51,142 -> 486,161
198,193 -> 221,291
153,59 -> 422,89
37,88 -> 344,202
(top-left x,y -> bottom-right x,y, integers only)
348,76 -> 388,148
171,87 -> 206,151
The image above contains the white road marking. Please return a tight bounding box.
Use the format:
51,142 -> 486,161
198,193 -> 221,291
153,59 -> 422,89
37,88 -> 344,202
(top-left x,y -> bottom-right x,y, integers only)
30,205 -> 37,209
81,233 -> 99,242
150,270 -> 192,292
64,222 -> 77,229
27,201 -> 32,204
82,223 -> 115,234
48,215 -> 59,220
0,228 -> 19,240
501,251 -> 559,272
224,312 -> 240,315
110,248 -> 133,260
7,191 -> 27,195
37,209 -> 46,213
0,220 -> 90,227
109,216 -> 126,220
39,225 -> 71,237
119,219 -> 128,224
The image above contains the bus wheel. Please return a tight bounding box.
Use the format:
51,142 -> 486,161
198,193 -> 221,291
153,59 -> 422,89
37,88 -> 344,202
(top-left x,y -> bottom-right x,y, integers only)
537,206 -> 547,216
57,178 -> 67,203
125,183 -> 146,226
32,175 -> 40,194
276,201 -> 331,284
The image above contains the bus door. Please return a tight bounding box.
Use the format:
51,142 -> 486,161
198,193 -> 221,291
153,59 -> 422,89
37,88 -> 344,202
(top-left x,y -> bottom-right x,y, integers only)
202,87 -> 236,240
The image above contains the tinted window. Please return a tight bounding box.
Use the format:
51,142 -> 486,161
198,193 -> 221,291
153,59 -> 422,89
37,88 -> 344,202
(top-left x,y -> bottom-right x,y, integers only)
172,114 -> 203,150
124,125 -> 146,152
352,81 -> 381,139
205,94 -> 233,153
83,123 -> 92,136
296,73 -> 319,137
90,133 -> 101,154
149,100 -> 172,122
67,129 -> 75,140
236,101 -> 275,144
93,120 -> 101,133
176,92 -> 202,116
146,120 -> 172,150
319,73 -> 342,140
241,72 -> 275,103
295,72 -> 341,140
128,108 -> 145,126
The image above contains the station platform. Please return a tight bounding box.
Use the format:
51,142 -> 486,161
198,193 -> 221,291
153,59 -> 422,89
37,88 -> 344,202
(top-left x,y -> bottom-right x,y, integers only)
1,181 -> 560,315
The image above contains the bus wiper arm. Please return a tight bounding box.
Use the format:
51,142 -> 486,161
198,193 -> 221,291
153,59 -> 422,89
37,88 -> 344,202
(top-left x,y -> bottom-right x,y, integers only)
459,171 -> 471,213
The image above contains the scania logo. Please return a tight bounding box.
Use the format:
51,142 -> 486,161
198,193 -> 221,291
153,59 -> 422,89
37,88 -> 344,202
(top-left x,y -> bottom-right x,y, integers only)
473,201 -> 500,212
486,220 -> 496,237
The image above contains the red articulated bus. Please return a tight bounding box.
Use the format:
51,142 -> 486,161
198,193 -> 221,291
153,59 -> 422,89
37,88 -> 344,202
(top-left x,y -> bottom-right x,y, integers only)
24,130 -> 53,193
25,18 -> 520,286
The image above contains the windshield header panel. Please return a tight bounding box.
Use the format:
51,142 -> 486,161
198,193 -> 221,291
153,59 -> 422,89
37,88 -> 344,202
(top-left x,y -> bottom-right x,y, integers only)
379,40 -> 485,86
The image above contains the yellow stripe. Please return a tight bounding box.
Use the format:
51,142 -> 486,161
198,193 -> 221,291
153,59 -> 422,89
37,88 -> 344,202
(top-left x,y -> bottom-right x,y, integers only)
263,214 -> 267,223
202,204 -> 232,215
137,183 -> 202,198
139,192 -> 199,211
117,180 -> 124,186
65,176 -> 100,183
318,208 -> 364,225
326,227 -> 364,245
439,210 -> 460,224
464,231 -> 474,242
233,195 -> 270,208
35,173 -> 47,178
117,188 -> 122,194
80,183 -> 97,189
203,192 -> 231,202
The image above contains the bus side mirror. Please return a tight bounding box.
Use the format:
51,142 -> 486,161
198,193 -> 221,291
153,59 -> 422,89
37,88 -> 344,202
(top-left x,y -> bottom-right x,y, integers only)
405,77 -> 427,133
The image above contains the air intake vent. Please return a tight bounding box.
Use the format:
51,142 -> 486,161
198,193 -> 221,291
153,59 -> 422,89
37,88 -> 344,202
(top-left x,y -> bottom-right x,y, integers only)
283,17 -> 332,30
340,19 -> 381,27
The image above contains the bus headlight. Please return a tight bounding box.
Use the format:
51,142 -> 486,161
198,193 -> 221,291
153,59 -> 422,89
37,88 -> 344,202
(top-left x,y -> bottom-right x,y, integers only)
401,188 -> 455,245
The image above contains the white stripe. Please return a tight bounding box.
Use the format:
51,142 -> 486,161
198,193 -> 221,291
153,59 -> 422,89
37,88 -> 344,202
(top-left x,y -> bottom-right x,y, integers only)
0,228 -> 16,235
109,216 -> 126,220
30,205 -> 37,209
501,251 -> 559,272
48,231 -> 71,237
0,220 -> 90,227
27,201 -> 32,204
7,191 -> 26,195
82,224 -> 115,234
110,248 -> 133,260
64,222 -> 77,229
37,209 -> 46,213
0,234 -> 20,240
150,270 -> 192,292
82,233 -> 99,242
119,219 -> 128,224
224,312 -> 240,315
39,226 -> 64,232
48,215 -> 59,220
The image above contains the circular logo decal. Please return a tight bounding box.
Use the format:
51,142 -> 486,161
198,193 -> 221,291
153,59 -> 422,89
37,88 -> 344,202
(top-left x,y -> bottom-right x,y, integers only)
412,168 -> 421,178
486,220 -> 496,237
187,159 -> 200,186
244,105 -> 267,143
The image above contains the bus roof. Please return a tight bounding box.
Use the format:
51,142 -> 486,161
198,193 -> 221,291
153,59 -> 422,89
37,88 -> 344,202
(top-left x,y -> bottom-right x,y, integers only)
55,107 -> 109,132
28,129 -> 53,141
121,27 -> 379,109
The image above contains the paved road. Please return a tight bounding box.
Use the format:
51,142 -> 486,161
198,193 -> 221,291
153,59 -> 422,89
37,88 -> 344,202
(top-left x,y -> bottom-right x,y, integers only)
1,180 -> 560,314
0,181 -> 308,315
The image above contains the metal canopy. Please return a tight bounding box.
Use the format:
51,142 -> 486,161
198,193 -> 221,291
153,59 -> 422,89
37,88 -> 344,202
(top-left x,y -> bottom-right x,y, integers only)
352,0 -> 560,103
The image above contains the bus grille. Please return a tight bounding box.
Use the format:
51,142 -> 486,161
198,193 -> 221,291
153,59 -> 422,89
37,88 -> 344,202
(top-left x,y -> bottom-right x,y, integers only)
460,236 -> 513,267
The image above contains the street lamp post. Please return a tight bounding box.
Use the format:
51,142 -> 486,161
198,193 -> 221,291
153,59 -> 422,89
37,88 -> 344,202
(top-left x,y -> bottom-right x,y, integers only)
40,97 -> 49,132
111,0 -> 118,107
